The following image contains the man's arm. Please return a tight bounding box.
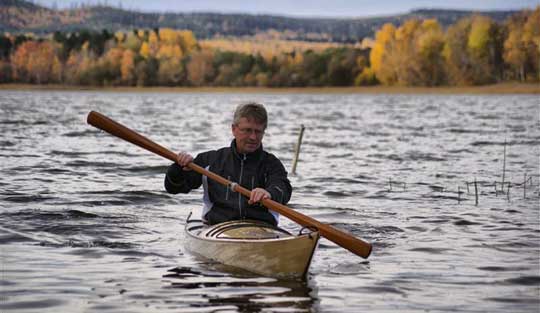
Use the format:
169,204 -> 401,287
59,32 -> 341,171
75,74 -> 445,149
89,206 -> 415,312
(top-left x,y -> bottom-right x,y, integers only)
264,155 -> 292,205
164,153 -> 206,194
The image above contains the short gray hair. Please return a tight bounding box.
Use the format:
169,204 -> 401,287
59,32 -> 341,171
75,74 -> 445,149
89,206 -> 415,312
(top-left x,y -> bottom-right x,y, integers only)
233,103 -> 268,128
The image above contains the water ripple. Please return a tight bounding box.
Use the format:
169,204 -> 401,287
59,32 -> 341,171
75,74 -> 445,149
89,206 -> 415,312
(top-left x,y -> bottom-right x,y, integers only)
0,91 -> 538,313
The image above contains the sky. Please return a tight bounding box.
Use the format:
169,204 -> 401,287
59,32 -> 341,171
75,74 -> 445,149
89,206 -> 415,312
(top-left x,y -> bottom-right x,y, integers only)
33,0 -> 539,17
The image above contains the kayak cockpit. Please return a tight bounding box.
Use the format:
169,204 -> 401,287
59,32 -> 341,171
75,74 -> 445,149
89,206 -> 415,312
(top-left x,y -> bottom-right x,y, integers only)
203,220 -> 293,240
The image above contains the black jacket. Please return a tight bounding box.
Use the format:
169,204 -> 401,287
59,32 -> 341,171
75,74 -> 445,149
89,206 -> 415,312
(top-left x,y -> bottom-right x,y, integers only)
165,140 -> 292,225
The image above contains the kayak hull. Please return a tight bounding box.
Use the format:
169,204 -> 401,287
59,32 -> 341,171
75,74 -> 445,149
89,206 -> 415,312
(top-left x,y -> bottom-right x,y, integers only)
184,215 -> 319,279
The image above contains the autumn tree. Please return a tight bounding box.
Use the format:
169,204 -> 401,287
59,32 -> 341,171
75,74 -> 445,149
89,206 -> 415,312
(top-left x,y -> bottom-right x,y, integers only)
186,50 -> 215,86
63,40 -> 120,86
504,13 -> 529,81
355,67 -> 377,85
157,58 -> 184,86
140,41 -> 150,59
443,17 -> 474,85
155,28 -> 187,85
11,41 -> 62,84
123,32 -> 142,52
389,19 -> 423,85
121,49 -> 136,85
370,23 -> 396,85
504,7 -> 540,81
415,19 -> 446,85
467,15 -> 503,84
444,15 -> 504,85
522,7 -> 540,80
369,19 -> 446,86
213,51 -> 255,86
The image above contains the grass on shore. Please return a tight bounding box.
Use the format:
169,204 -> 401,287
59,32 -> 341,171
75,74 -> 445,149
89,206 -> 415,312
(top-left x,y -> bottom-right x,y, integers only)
0,82 -> 538,94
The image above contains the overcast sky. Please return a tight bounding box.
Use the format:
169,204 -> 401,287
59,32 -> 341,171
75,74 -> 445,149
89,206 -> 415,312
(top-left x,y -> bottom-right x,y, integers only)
33,0 -> 539,17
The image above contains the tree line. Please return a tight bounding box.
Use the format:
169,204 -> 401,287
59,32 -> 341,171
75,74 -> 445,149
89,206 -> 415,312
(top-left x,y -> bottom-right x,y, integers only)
0,7 -> 538,87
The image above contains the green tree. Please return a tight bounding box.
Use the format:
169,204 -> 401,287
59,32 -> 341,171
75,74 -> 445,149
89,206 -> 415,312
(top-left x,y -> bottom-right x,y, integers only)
0,35 -> 14,60
326,48 -> 362,86
298,50 -> 329,86
157,58 -> 184,86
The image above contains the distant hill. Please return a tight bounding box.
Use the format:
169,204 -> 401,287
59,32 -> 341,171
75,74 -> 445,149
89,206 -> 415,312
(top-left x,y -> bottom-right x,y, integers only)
1,0 -> 521,42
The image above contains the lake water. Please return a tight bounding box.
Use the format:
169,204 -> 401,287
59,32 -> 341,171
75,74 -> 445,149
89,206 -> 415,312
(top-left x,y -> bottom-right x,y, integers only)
1,90 -> 539,313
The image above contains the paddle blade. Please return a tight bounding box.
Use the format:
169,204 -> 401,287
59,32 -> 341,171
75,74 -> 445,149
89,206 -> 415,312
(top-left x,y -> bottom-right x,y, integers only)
260,198 -> 373,258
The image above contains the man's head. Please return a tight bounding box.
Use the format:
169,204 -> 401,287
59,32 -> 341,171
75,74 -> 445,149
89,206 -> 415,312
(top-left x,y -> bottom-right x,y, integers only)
232,103 -> 267,154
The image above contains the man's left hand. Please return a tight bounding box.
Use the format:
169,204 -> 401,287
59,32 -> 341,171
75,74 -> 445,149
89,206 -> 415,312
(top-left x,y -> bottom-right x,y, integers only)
249,188 -> 271,205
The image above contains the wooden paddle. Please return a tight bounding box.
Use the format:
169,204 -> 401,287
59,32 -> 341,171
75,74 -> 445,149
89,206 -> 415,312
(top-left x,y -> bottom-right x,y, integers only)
87,111 -> 372,259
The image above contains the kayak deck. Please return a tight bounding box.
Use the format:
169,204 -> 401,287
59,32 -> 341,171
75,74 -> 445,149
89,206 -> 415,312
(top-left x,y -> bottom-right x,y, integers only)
185,214 -> 319,279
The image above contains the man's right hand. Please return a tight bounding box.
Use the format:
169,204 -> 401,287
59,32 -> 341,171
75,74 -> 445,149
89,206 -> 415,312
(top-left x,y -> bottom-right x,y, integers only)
176,152 -> 193,171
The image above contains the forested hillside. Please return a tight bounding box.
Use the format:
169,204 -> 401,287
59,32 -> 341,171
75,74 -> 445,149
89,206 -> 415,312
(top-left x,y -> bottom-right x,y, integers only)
0,1 -> 538,87
1,0 -> 519,42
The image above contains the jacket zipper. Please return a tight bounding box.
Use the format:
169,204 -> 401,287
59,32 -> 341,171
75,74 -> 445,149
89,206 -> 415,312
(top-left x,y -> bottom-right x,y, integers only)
238,154 -> 246,219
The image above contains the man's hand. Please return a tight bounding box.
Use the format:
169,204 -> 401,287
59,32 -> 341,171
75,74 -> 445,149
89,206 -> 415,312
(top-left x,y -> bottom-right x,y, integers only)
249,188 -> 271,205
176,152 -> 193,171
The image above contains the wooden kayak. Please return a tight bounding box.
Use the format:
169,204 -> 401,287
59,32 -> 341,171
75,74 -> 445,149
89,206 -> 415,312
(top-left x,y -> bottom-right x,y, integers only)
184,213 -> 320,279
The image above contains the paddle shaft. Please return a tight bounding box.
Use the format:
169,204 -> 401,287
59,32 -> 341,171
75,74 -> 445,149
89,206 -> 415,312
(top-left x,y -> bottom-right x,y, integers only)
87,111 -> 372,258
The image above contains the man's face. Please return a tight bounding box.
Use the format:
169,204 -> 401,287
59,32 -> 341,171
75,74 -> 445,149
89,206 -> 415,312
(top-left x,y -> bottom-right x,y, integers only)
232,117 -> 266,154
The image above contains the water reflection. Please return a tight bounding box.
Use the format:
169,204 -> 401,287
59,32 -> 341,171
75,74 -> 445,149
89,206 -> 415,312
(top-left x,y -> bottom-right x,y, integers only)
164,265 -> 317,312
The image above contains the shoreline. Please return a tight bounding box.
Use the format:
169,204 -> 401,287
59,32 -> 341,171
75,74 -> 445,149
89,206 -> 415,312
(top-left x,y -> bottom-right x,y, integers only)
0,83 -> 538,94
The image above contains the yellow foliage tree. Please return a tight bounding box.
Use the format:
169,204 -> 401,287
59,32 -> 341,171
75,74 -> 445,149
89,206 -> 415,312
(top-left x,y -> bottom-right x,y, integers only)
158,28 -> 177,44
177,30 -> 197,54
121,49 -> 135,85
157,44 -> 183,60
369,18 -> 446,86
468,15 -> 494,58
140,42 -> 150,59
370,23 -> 395,77
468,15 -> 500,84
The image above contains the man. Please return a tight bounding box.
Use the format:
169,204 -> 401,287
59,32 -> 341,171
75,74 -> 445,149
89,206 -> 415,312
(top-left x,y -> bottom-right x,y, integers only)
164,103 -> 292,226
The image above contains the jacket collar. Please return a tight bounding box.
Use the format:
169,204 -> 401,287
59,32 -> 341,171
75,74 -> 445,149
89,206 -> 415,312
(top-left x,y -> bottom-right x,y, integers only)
230,139 -> 263,161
